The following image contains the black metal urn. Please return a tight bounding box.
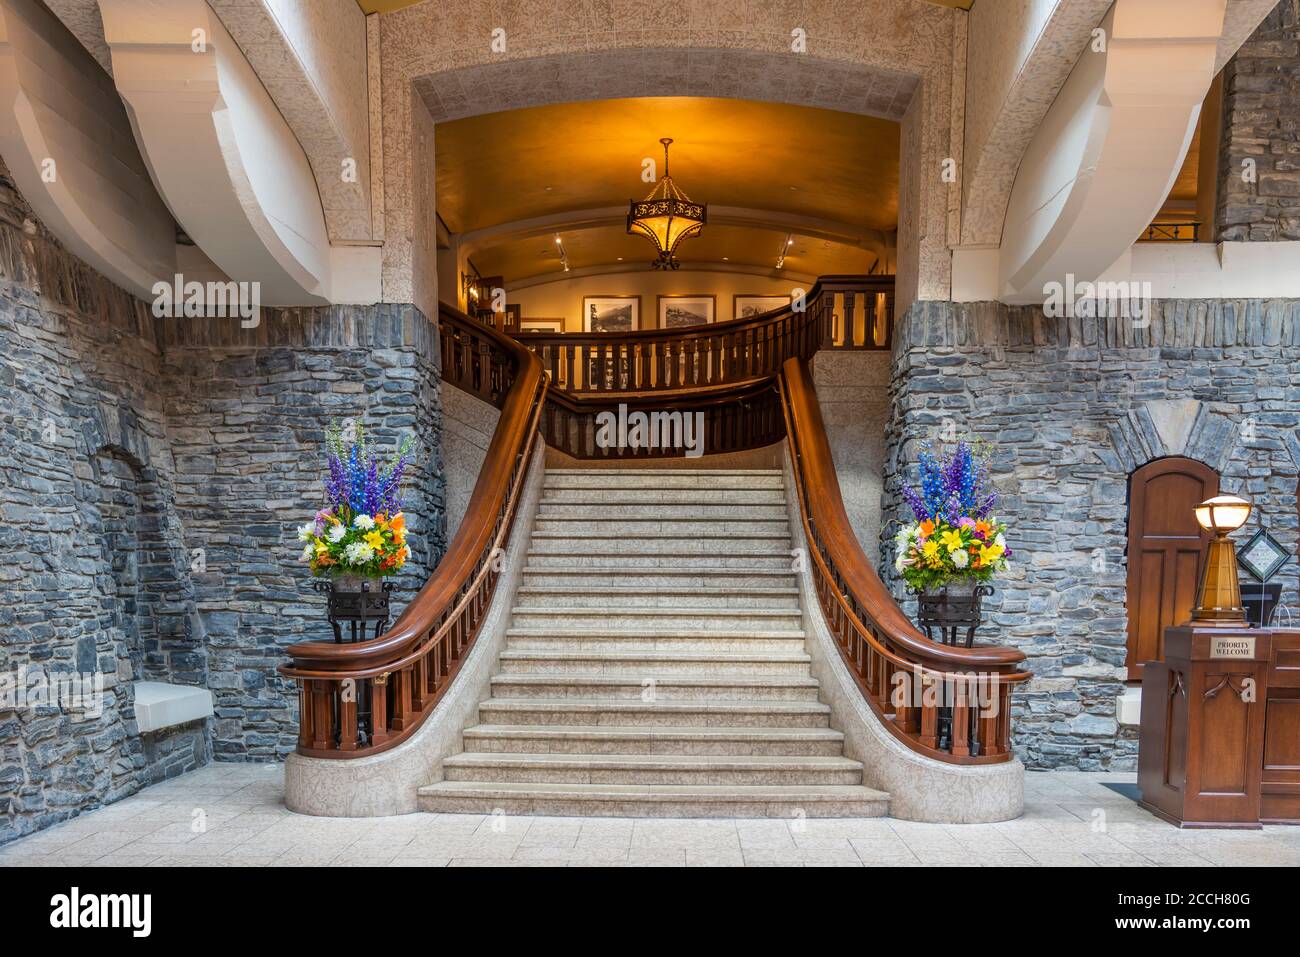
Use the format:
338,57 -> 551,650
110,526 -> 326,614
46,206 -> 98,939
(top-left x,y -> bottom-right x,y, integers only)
915,580 -> 994,648
314,575 -> 394,643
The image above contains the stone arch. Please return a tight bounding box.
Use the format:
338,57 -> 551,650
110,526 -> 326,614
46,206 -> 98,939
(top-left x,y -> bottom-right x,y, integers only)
378,2 -> 962,312
86,442 -> 205,691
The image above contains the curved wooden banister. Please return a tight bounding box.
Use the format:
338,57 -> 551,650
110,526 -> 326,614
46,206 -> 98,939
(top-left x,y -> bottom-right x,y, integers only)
516,274 -> 893,394
779,356 -> 1030,763
278,303 -> 546,757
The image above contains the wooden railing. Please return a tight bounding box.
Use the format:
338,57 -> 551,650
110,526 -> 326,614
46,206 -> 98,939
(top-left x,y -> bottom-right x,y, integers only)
278,304 -> 546,757
779,357 -> 1030,763
515,275 -> 893,394
542,379 -> 784,460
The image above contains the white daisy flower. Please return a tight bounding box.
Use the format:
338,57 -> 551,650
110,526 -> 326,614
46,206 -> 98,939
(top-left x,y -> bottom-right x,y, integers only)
328,524 -> 347,543
297,522 -> 315,542
354,514 -> 375,530
951,549 -> 969,569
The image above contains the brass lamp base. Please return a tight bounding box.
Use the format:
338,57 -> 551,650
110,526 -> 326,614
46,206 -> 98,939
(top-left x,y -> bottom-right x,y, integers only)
1190,534 -> 1245,624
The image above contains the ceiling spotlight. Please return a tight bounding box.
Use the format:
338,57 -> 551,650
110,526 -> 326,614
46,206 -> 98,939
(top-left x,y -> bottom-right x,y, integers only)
554,233 -> 569,272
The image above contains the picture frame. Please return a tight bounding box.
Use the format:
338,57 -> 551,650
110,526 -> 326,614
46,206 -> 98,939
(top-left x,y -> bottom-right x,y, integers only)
520,317 -> 565,333
733,294 -> 788,321
657,295 -> 715,329
582,296 -> 640,333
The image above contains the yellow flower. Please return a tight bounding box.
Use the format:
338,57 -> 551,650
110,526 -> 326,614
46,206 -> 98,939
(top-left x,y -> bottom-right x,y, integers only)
921,539 -> 940,560
363,530 -> 385,550
939,529 -> 964,552
978,543 -> 1004,566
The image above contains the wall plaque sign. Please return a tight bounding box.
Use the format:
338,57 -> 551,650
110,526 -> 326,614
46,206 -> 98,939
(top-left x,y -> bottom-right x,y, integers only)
1209,635 -> 1256,659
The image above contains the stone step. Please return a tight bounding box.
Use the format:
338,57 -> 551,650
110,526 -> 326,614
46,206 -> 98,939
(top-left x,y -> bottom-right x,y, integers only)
513,585 -> 801,610
509,606 -> 804,631
541,488 -> 786,505
476,697 -> 832,728
460,724 -> 847,756
416,781 -> 890,818
544,470 -> 783,490
498,649 -> 812,676
504,628 -> 809,655
488,674 -> 822,701
520,566 -> 798,589
525,550 -> 796,569
537,502 -> 789,520
527,533 -> 790,554
533,518 -> 791,537
441,752 -> 864,786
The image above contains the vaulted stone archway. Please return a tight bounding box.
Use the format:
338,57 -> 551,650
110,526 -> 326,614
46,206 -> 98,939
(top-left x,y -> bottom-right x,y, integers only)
377,1 -> 965,316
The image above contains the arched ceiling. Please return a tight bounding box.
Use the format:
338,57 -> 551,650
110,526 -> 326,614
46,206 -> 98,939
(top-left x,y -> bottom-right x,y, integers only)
436,96 -> 899,282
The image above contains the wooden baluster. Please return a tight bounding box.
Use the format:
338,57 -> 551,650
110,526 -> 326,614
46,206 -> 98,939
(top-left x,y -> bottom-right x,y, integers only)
843,292 -> 857,348
411,656 -> 427,711
339,686 -> 358,752
310,681 -> 332,751
951,677 -> 971,757
391,668 -> 411,731
298,683 -> 315,750
919,675 -> 938,749
370,674 -> 389,746
997,682 -> 1013,755
978,678 -> 1003,756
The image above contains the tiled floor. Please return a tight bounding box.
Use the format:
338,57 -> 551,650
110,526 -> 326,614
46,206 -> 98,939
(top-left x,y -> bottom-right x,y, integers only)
1,765 -> 1296,866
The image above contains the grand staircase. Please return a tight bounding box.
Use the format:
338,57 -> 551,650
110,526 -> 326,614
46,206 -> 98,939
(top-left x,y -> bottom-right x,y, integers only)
416,468 -> 890,818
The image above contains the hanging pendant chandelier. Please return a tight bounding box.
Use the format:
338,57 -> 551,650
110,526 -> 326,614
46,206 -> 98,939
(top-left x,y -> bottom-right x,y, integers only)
627,138 -> 706,270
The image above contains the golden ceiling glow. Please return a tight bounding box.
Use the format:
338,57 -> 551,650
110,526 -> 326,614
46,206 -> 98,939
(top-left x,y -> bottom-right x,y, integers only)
473,224 -> 875,283
436,97 -> 899,236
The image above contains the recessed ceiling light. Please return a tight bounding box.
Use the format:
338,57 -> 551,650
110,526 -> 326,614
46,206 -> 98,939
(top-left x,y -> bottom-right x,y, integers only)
722,256 -> 729,261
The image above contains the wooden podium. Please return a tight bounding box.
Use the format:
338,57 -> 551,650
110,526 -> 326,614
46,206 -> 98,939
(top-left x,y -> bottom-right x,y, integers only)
1138,625 -> 1300,828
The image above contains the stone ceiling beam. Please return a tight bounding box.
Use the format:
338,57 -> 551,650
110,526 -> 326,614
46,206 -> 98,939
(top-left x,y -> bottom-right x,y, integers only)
97,0 -> 341,305
995,0 -> 1266,304
0,0 -> 175,297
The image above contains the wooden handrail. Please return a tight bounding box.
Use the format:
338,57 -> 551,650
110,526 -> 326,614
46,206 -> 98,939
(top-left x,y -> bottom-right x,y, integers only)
515,275 -> 894,394
278,303 -> 546,757
779,356 -> 1030,763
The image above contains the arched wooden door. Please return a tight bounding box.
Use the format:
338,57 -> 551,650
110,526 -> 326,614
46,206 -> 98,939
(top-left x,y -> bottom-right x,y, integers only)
1125,458 -> 1219,680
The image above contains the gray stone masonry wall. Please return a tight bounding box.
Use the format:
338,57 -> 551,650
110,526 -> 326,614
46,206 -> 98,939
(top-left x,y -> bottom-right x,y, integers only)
157,305 -> 446,762
884,300 -> 1300,771
1219,0 -> 1300,241
0,162 -> 446,846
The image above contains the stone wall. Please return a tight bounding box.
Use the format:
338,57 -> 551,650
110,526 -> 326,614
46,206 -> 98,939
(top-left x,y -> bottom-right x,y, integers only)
0,165 -> 447,846
1218,0 -> 1300,241
884,299 -> 1300,770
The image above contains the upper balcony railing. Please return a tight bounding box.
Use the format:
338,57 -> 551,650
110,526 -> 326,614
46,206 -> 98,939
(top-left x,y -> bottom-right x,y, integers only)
514,275 -> 893,394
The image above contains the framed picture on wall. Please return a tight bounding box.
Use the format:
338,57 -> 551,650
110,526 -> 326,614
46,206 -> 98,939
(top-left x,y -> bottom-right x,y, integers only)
582,296 -> 640,333
658,295 -> 715,328
520,318 -> 565,333
734,294 -> 788,320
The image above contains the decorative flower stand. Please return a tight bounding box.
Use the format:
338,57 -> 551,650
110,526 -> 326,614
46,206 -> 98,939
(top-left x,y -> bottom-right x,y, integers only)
314,578 -> 394,748
915,582 -> 994,754
915,583 -> 994,648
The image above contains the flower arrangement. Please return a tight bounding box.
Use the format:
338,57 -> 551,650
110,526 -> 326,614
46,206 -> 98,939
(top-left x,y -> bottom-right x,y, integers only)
298,422 -> 415,580
894,441 -> 1012,592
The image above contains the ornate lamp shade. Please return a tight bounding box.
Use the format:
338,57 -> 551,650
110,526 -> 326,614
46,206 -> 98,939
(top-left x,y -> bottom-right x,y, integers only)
1191,494 -> 1252,624
628,138 -> 706,270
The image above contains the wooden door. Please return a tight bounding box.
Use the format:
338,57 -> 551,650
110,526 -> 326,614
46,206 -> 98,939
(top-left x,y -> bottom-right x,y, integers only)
1125,458 -> 1219,680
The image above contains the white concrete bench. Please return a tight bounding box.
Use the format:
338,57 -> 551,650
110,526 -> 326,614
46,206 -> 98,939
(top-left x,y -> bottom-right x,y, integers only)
133,681 -> 214,734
